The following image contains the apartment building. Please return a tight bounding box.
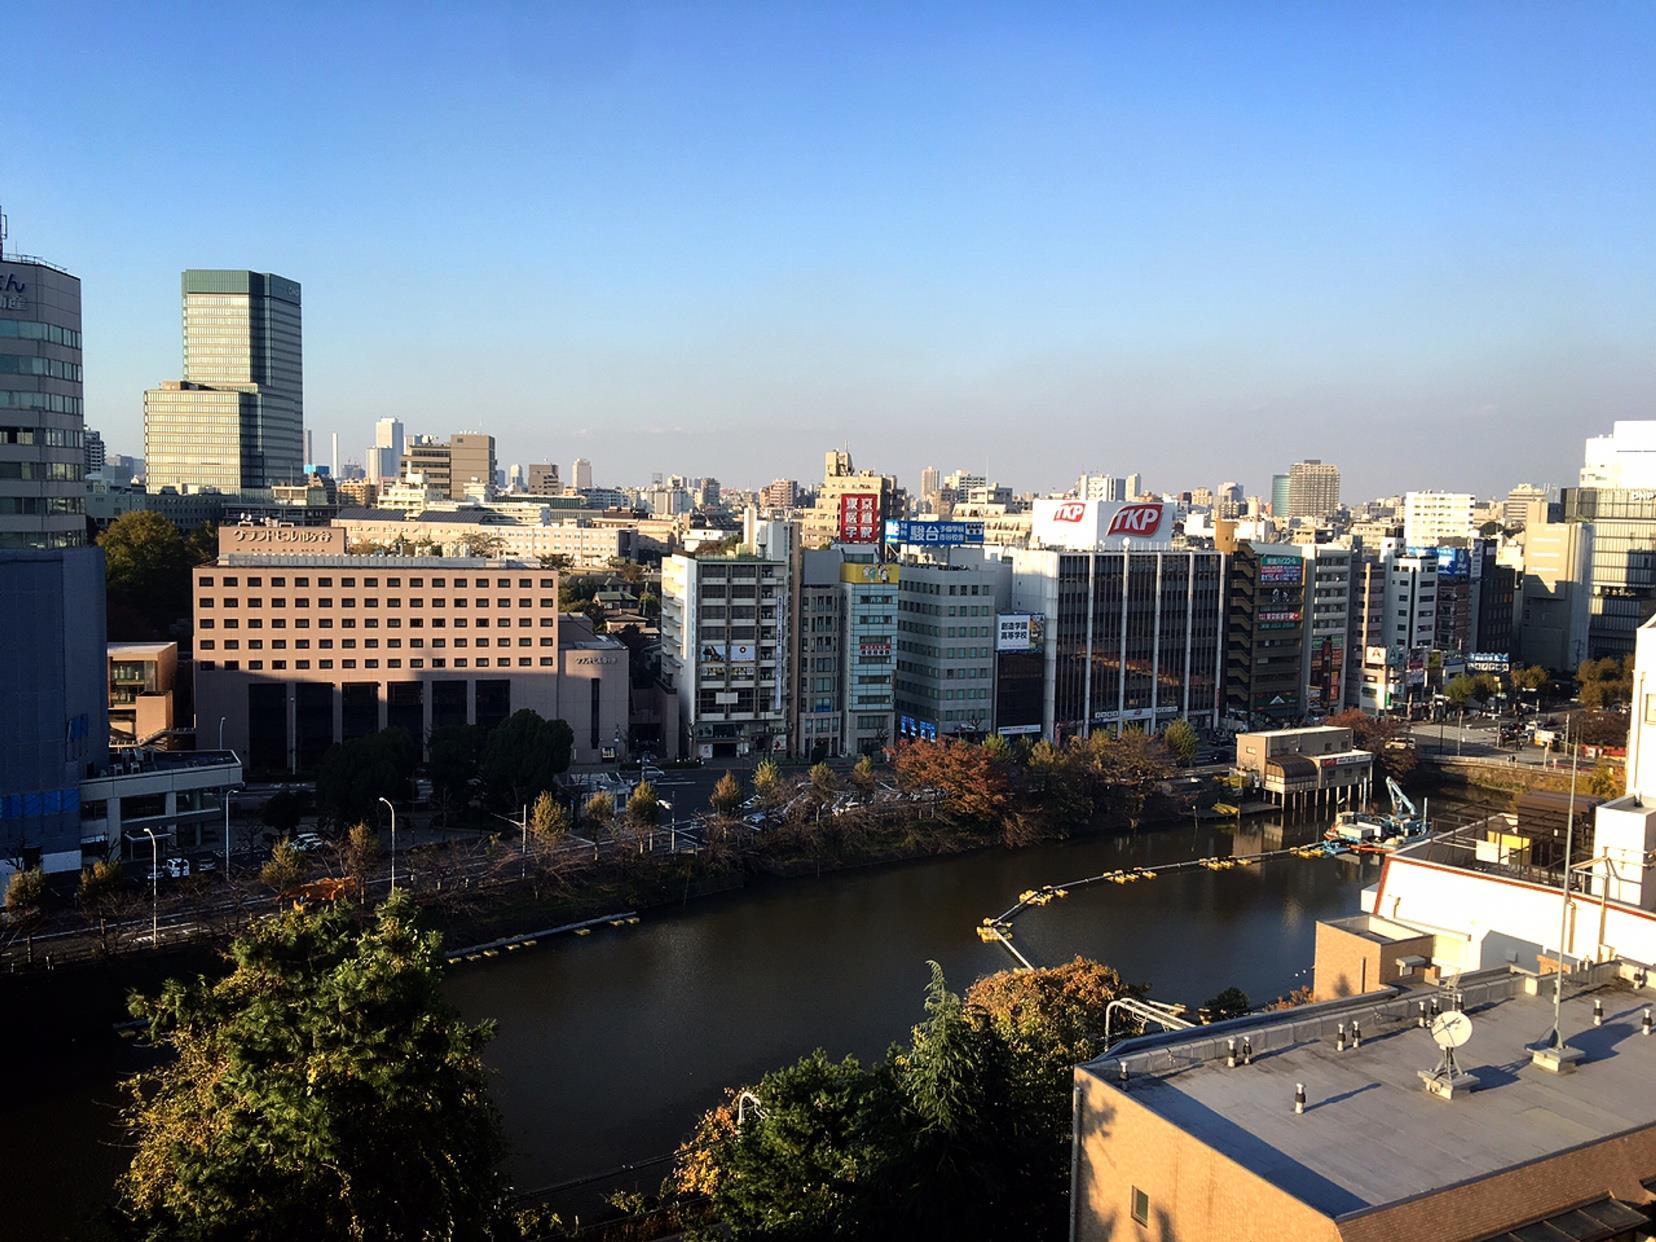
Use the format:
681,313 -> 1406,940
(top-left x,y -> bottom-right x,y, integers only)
894,557 -> 1007,740
336,509 -> 632,567
1402,489 -> 1474,546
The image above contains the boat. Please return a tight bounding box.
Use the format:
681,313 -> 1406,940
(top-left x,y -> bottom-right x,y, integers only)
1324,777 -> 1431,849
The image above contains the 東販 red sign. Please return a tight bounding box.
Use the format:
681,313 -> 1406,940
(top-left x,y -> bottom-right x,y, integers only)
839,492 -> 880,543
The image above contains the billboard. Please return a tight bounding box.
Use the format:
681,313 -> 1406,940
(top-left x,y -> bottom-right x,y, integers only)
1257,553 -> 1304,585
1031,499 -> 1171,550
700,642 -> 757,666
1407,545 -> 1472,579
858,638 -> 892,657
1257,609 -> 1302,631
840,562 -> 900,585
839,492 -> 881,543
1468,652 -> 1511,673
996,613 -> 1045,652
883,519 -> 985,546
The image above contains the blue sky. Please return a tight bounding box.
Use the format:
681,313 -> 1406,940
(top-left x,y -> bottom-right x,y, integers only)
10,1 -> 1655,499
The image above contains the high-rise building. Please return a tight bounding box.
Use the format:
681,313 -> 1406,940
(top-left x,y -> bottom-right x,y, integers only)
304,429 -> 315,468
1270,473 -> 1290,516
0,248 -> 88,548
1503,483 -> 1547,529
144,270 -> 303,494
918,466 -> 941,512
571,457 -> 593,492
84,428 -> 105,476
760,478 -> 798,509
895,557 -> 1008,740
804,448 -> 900,547
1286,459 -> 1340,520
450,433 -> 496,497
367,416 -> 404,483
1125,472 -> 1143,500
1516,513 -> 1594,674
1224,544 -> 1308,725
1581,420 -> 1656,488
1402,491 -> 1475,547
1076,473 -> 1128,502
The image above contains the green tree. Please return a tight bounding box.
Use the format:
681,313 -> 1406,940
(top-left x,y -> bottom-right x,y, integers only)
259,841 -> 303,894
117,896 -> 510,1240
852,753 -> 877,791
1201,986 -> 1252,1022
538,553 -> 574,572
182,521 -> 219,566
1513,665 -> 1549,692
1587,759 -> 1625,799
98,510 -> 192,639
711,770 -> 743,817
1327,708 -> 1418,782
751,758 -> 783,806
314,729 -> 416,827
627,779 -> 661,828
529,790 -> 570,849
1444,674 -> 1480,706
1163,718 -> 1199,766
809,761 -> 839,805
259,790 -> 307,838
426,724 -> 484,824
480,710 -> 574,809
340,822 -> 380,895
79,858 -> 125,911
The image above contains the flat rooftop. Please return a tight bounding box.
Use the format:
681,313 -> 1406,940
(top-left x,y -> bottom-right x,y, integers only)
107,641 -> 174,657
1086,975 -> 1656,1218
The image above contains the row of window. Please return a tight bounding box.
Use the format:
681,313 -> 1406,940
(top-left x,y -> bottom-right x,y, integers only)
201,596 -> 555,610
0,390 -> 83,414
199,616 -> 551,631
0,425 -> 83,447
0,495 -> 83,514
0,319 -> 82,348
201,657 -> 554,671
0,354 -> 82,381
0,460 -> 85,481
200,636 -> 552,651
201,574 -> 554,588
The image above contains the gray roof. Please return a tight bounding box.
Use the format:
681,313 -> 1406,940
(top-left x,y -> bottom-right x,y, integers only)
1085,977 -> 1656,1219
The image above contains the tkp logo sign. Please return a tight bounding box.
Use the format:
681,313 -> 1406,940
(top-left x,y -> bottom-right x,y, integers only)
1051,502 -> 1089,523
1106,504 -> 1163,537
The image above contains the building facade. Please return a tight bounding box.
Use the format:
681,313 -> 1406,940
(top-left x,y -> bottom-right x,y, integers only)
0,253 -> 87,549
1402,489 -> 1474,547
1225,544 -> 1307,726
1286,459 -> 1340,520
894,557 -> 1006,741
145,270 -> 303,494
1560,487 -> 1656,657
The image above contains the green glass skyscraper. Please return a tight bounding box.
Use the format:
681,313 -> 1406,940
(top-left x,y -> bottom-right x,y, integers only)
144,270 -> 303,494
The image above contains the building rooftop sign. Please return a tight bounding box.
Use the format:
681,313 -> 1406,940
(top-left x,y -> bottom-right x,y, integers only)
218,524 -> 347,556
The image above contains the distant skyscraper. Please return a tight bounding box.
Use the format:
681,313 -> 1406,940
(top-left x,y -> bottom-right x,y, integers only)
1286,460 -> 1340,520
1077,472 -> 1127,502
0,247 -> 87,548
527,463 -> 560,494
919,466 -> 941,509
571,457 -> 593,491
1270,473 -> 1291,516
144,270 -> 303,493
85,428 -> 106,476
1125,472 -> 1143,500
368,416 -> 404,482
304,429 -> 314,467
1503,483 -> 1547,529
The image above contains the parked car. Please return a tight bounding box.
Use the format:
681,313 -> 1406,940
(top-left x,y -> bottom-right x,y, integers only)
290,832 -> 326,854
147,857 -> 191,881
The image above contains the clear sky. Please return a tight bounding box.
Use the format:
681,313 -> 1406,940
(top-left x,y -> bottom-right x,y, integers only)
9,1 -> 1654,500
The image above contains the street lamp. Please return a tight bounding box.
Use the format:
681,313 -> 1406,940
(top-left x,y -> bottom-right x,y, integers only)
218,716 -> 226,751
128,827 -> 167,948
378,796 -> 397,894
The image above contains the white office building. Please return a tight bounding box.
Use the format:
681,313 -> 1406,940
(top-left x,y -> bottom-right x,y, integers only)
1402,491 -> 1475,547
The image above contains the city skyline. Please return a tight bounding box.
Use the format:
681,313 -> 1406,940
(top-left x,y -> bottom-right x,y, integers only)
10,3 -> 1654,497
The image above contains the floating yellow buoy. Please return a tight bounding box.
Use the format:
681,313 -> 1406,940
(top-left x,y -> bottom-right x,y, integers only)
627,916 -> 641,925
574,928 -> 592,937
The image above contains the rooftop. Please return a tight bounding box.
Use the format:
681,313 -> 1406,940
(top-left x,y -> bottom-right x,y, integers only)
107,641 -> 175,658
1086,973 -> 1656,1219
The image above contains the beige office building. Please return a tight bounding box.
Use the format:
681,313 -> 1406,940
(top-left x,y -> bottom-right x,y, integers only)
1287,459 -> 1341,520
194,525 -> 626,772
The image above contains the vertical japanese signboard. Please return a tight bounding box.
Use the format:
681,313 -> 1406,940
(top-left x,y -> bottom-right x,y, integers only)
839,492 -> 880,543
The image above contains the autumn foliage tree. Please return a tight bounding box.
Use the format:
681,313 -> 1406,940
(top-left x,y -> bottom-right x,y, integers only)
894,739 -> 1010,827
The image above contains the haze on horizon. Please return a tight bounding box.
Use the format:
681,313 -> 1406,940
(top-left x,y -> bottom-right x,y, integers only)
9,1 -> 1654,500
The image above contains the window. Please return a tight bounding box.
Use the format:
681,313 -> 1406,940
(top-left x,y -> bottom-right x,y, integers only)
1131,1188 -> 1149,1227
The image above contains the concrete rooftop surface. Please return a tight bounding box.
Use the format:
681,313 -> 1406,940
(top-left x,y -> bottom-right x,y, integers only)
1089,979 -> 1656,1218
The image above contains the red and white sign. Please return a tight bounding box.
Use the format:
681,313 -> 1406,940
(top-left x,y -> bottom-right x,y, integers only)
838,492 -> 880,544
1105,503 -> 1164,537
1032,499 -> 1173,550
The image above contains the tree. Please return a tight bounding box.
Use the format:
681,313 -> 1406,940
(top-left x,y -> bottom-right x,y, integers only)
1579,655 -> 1634,709
627,780 -> 661,829
1085,729 -> 1173,828
182,521 -> 219,566
582,790 -> 616,832
98,510 -> 193,639
894,739 -> 1010,828
1201,987 -> 1252,1022
259,790 -> 307,838
315,729 -> 416,827
852,753 -> 877,791
340,822 -> 381,895
259,841 -> 303,894
751,759 -> 783,807
5,866 -> 48,926
427,724 -> 484,824
117,896 -> 510,1239
1163,718 -> 1199,766
710,770 -> 743,817
1327,708 -> 1417,782
480,710 -> 574,809
79,858 -> 125,911
538,553 -> 574,572
809,761 -> 839,805
1587,759 -> 1625,799
528,790 -> 570,849
1444,674 -> 1480,706
1513,665 -> 1549,692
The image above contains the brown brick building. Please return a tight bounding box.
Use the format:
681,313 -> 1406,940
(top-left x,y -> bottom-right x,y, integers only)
194,525 -> 626,772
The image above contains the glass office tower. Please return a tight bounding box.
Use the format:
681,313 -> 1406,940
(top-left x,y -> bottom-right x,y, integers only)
144,270 -> 303,494
0,253 -> 86,548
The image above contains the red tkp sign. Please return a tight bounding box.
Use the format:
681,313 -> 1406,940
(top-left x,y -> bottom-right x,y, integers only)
1106,504 -> 1163,537
1051,501 -> 1088,523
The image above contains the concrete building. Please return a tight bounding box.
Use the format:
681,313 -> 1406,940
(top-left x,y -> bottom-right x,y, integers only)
1225,545 -> 1308,726
400,433 -> 497,501
0,547 -> 108,877
193,525 -> 624,771
527,463 -> 560,494
1503,483 -> 1547,529
108,642 -> 179,747
917,466 -> 941,513
1270,472 -> 1290,516
659,520 -> 795,759
82,749 -> 243,866
1286,459 -> 1340,520
794,549 -> 899,757
1010,547 -> 1224,739
1517,513 -> 1594,672
1581,419 -> 1656,489
570,457 -> 593,492
1073,968 -> 1656,1242
795,550 -> 846,758
1560,488 -> 1656,658
336,508 -> 632,567
0,251 -> 87,549
367,416 -> 404,483
1234,725 -> 1372,808
1076,472 -> 1129,503
84,428 -> 105,476
1301,545 -> 1352,715
894,557 -> 1007,740
144,270 -> 304,494
1402,489 -> 1475,547
803,450 -> 899,547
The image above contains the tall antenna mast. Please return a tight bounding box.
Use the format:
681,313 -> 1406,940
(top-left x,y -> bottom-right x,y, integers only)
1,204 -> 8,260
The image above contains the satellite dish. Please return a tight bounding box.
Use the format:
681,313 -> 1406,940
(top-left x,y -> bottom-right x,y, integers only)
1430,1010 -> 1473,1049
